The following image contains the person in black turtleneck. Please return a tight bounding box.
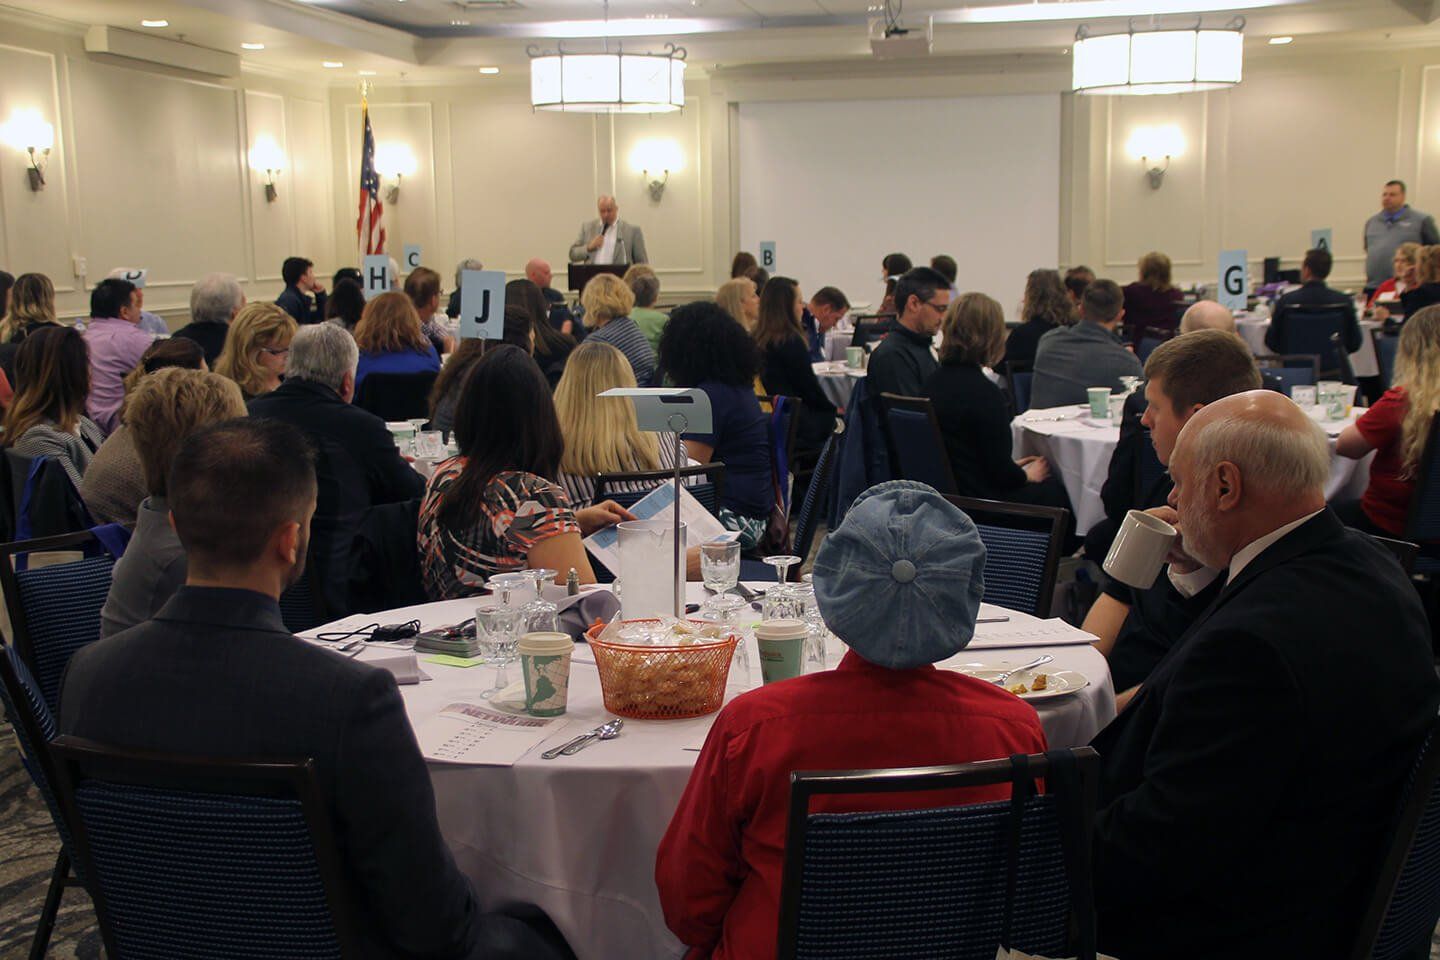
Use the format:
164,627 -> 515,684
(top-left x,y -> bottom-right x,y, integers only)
865,266 -> 949,398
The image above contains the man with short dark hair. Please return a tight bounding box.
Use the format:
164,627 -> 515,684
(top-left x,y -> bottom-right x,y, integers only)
866,267 -> 949,398
803,286 -> 850,361
1030,278 -> 1142,409
82,277 -> 158,433
1264,247 -> 1361,360
276,255 -> 327,325
1364,179 -> 1439,289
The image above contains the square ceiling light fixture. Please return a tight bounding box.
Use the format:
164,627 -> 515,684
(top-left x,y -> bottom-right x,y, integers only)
529,44 -> 686,113
1073,18 -> 1244,94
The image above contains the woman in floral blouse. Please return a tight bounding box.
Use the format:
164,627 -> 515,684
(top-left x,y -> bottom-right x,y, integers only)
417,344 -> 633,600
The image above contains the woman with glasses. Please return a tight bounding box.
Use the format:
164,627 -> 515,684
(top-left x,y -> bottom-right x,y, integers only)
214,302 -> 297,400
353,291 -> 442,394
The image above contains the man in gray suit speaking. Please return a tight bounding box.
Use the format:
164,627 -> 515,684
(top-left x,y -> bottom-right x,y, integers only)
570,194 -> 649,265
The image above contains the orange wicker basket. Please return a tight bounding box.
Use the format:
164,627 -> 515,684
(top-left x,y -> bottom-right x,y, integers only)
584,619 -> 739,720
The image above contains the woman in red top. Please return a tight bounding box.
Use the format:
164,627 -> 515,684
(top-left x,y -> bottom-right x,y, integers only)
1336,305 -> 1440,535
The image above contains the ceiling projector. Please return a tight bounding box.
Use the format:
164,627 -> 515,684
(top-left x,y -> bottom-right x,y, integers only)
868,16 -> 933,58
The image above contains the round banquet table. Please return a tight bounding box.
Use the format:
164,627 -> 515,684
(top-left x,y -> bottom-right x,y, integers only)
813,360 -> 865,408
313,584 -> 1115,960
1011,403 -> 1374,535
1234,312 -> 1381,378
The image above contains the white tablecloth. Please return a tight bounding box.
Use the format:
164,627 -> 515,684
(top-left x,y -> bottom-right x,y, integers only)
1235,314 -> 1381,378
1011,405 -> 1374,535
317,584 -> 1115,960
813,360 -> 865,408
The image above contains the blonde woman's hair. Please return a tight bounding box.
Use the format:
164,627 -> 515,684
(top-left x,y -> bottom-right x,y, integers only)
215,303 -> 296,397
553,340 -> 660,477
715,278 -> 756,331
2,273 -> 58,341
1418,246 -> 1440,285
939,292 -> 1007,366
128,368 -> 247,496
355,291 -> 429,353
1394,305 -> 1440,476
1395,241 -> 1422,268
580,273 -> 635,329
1138,251 -> 1173,291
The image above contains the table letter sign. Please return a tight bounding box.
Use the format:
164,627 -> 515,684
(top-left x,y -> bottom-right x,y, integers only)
1218,249 -> 1248,312
403,243 -> 422,271
459,269 -> 507,341
363,255 -> 390,300
759,241 -> 777,272
119,268 -> 147,288
1310,228 -> 1332,253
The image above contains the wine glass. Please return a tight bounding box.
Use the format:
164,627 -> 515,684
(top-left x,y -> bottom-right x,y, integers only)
406,417 -> 430,457
791,580 -> 829,671
700,540 -> 741,596
521,569 -> 559,633
762,555 -> 802,620
475,602 -> 521,699
1118,375 -> 1141,397
700,593 -> 750,685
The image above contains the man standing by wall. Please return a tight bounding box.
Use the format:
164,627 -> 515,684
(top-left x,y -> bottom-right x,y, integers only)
1364,179 -> 1438,292
570,195 -> 648,266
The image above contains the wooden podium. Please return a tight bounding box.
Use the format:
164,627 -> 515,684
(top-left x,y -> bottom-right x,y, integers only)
567,263 -> 628,293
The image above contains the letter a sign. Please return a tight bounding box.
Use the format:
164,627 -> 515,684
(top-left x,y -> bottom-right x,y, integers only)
459,269 -> 507,341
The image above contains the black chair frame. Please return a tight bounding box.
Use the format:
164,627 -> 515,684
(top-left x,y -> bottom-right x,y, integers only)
50,736 -> 365,960
945,495 -> 1068,618
877,392 -> 959,495
790,423 -> 843,564
777,747 -> 1100,960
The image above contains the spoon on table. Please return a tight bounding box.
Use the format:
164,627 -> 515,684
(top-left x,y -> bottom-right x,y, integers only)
990,654 -> 1054,687
541,718 -> 624,759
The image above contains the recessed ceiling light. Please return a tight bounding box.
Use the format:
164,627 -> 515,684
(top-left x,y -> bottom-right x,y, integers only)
1268,35 -> 1293,44
479,66 -> 501,74
323,61 -> 344,68
241,42 -> 265,50
141,19 -> 168,27
451,18 -> 471,25
359,70 -> 378,76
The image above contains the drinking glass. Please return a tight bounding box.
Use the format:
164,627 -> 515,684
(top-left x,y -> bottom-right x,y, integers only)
791,581 -> 829,671
475,603 -> 521,699
406,418 -> 430,457
762,555 -> 803,620
700,593 -> 750,685
700,540 -> 741,595
521,569 -> 559,633
416,430 -> 446,460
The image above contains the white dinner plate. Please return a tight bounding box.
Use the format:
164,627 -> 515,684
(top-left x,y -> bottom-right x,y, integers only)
946,663 -> 1089,701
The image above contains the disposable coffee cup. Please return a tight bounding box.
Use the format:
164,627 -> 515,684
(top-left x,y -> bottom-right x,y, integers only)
518,632 -> 575,717
1103,510 -> 1178,589
1291,385 -> 1317,407
845,346 -> 864,369
1087,387 -> 1111,420
754,619 -> 806,685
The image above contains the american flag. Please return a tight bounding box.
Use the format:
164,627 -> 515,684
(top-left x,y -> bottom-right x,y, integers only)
356,98 -> 386,256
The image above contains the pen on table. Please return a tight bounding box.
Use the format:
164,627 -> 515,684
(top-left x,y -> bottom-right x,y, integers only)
976,616 -> 1010,623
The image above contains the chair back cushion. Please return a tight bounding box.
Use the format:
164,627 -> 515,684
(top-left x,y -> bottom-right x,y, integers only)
1277,308 -> 1346,372
18,553 -> 115,714
354,371 -> 438,422
1407,418 -> 1440,543
1375,332 -> 1400,391
1010,373 -> 1033,415
974,523 -> 1050,616
884,407 -> 956,495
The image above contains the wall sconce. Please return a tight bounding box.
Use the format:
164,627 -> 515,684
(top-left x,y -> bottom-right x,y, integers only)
0,108 -> 55,191
247,135 -> 285,203
629,137 -> 683,203
1125,123 -> 1185,190
374,142 -> 417,204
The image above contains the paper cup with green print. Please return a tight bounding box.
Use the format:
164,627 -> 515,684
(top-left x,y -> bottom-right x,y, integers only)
519,632 -> 575,717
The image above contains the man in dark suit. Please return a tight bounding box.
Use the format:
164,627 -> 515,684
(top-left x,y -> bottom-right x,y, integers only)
1263,246 -> 1361,360
60,418 -> 571,960
1091,389 -> 1440,960
247,323 -> 424,614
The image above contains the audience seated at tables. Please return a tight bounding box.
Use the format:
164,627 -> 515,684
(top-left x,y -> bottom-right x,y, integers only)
924,292 -> 1069,511
525,258 -> 575,335
554,340 -> 684,509
1064,264 -> 1095,308
507,278 -> 575,387
81,337 -> 207,526
1030,279 -> 1143,409
1081,330 -> 1261,710
866,266 -> 948,399
100,368 -> 246,637
173,272 -> 245,366
215,302 -> 297,401
1368,240 -> 1420,310
876,252 -> 912,315
1398,244 -> 1440,319
4,326 -> 104,490
0,272 -> 61,386
755,276 -> 837,451
715,276 -> 760,332
930,253 -> 959,296
249,323 -> 425,613
324,277 -> 365,332
82,277 -> 158,433
626,264 -> 667,352
1090,389 -> 1439,960
730,251 -> 757,279
659,302 -> 775,549
104,268 -> 169,336
62,416 -> 575,960
1264,247 -> 1361,357
579,272 -> 656,387
1335,304 -> 1440,536
446,257 -> 483,320
803,285 -> 849,362
353,291 -> 442,393
1120,251 -> 1183,344
418,345 -> 631,597
274,255 -> 327,325
657,481 -> 1047,960
403,265 -> 458,355
1002,268 -> 1072,374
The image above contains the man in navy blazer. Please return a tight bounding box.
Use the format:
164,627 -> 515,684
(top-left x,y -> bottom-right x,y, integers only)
1091,390 -> 1439,960
60,418 -> 572,960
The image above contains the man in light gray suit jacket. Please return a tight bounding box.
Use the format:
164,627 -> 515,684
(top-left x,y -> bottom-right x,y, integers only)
569,194 -> 649,265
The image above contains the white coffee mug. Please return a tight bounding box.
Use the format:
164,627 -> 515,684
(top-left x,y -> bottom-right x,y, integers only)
1103,509 -> 1178,589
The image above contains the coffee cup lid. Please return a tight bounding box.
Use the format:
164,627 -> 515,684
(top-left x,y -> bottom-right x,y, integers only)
754,619 -> 806,640
518,632 -> 574,654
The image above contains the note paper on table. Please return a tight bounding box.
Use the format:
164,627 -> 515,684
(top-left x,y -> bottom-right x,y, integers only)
415,701 -> 567,766
967,618 -> 1099,650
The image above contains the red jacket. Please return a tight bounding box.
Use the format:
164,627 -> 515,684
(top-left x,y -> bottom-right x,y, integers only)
655,650 -> 1047,959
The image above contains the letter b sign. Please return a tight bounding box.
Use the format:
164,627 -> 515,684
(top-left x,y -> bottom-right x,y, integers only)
759,241 -> 777,272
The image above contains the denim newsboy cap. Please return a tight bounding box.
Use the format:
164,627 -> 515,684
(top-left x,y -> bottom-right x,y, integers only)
813,481 -> 986,670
